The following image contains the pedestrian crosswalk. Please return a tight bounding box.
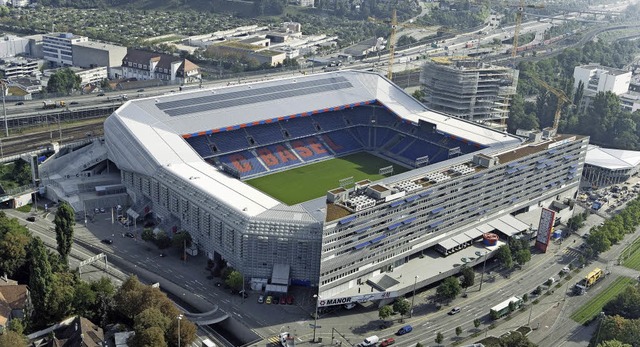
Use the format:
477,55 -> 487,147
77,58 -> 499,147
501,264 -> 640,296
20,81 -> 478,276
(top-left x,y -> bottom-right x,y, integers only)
267,335 -> 281,346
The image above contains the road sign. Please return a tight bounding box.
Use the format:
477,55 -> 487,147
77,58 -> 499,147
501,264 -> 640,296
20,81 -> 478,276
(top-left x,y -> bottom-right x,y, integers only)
309,324 -> 321,329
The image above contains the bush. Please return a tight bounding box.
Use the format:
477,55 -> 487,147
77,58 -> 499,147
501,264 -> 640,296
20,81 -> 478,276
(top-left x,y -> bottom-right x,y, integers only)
141,228 -> 155,241
154,231 -> 172,249
489,323 -> 496,330
533,299 -> 540,304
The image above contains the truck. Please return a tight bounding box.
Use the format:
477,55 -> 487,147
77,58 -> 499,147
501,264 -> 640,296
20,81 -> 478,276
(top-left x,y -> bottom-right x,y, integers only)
107,94 -> 128,102
42,100 -> 65,109
573,268 -> 604,295
489,296 -> 523,319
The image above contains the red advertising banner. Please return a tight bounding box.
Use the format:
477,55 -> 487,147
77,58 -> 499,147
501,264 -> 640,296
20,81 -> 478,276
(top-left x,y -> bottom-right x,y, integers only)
535,208 -> 555,253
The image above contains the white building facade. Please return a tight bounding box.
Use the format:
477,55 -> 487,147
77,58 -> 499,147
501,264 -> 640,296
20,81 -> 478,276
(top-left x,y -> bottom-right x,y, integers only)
573,64 -> 631,96
43,33 -> 88,67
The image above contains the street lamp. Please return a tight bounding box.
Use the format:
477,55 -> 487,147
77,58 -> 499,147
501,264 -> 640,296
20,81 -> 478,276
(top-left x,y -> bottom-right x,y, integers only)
313,294 -> 320,343
410,275 -> 418,318
177,314 -> 183,347
1,80 -> 8,138
476,251 -> 489,291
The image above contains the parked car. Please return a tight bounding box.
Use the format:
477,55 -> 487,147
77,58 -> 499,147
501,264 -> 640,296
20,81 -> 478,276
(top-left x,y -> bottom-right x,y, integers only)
344,303 -> 357,310
94,208 -> 100,214
380,338 -> 395,347
449,307 -> 461,315
137,89 -> 145,92
280,296 -> 287,305
26,216 -> 36,222
257,295 -> 264,304
14,102 -> 24,105
99,207 -> 105,213
238,290 -> 248,298
101,239 -> 113,244
69,101 -> 79,105
265,296 -> 272,304
125,232 -> 135,238
286,295 -> 294,305
396,325 -> 413,335
273,296 -> 280,305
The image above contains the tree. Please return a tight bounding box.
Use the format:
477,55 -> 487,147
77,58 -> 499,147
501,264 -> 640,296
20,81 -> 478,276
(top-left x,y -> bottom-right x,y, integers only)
416,343 -> 424,347
378,305 -> 394,321
46,67 -> 82,95
455,326 -> 462,337
167,317 -> 197,347
435,331 -> 444,345
567,213 -> 586,232
10,160 -> 32,186
496,245 -> 513,269
28,237 -> 54,327
225,270 -> 243,291
597,340 -> 632,347
514,249 -> 532,266
154,231 -> 172,249
48,271 -> 77,321
587,230 -> 612,254
172,230 -> 192,249
436,276 -> 461,302
0,330 -> 27,347
141,228 -> 155,242
603,285 -> 640,319
132,326 -> 166,347
134,308 -> 171,332
460,266 -> 475,289
474,318 -> 481,330
54,202 -> 75,264
0,226 -> 32,277
8,318 -> 24,335
499,332 -> 537,346
393,298 -> 411,319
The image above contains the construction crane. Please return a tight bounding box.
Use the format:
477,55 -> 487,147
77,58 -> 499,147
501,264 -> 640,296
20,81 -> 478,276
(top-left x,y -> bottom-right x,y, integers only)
368,10 -> 444,80
511,1 -> 545,60
524,72 -> 574,131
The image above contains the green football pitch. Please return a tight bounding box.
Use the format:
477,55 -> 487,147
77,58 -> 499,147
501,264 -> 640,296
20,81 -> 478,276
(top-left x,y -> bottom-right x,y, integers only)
245,152 -> 409,205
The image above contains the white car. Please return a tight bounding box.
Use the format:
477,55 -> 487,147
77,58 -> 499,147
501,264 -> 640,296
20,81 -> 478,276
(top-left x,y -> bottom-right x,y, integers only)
343,303 -> 357,310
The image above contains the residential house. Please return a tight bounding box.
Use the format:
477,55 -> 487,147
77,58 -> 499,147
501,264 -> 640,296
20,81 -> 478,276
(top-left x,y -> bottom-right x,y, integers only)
28,316 -> 104,347
0,281 -> 31,333
121,49 -> 200,84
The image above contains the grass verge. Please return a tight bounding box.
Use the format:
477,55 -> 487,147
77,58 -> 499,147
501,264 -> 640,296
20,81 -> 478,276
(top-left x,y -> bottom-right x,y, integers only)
570,276 -> 634,324
622,237 -> 640,270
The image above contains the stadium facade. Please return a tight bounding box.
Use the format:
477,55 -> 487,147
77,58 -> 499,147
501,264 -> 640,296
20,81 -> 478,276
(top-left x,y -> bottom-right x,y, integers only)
104,71 -> 587,301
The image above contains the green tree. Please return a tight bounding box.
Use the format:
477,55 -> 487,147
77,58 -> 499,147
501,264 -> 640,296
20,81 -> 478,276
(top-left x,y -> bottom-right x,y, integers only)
167,317 -> 197,347
141,228 -> 155,242
72,280 -> 96,319
587,230 -> 612,254
603,285 -> 640,319
28,237 -> 54,327
597,340 -> 632,347
499,332 -> 537,346
435,331 -> 444,345
393,298 -> 411,320
460,266 -> 475,290
132,326 -> 166,347
474,318 -> 481,330
567,213 -> 586,232
0,330 -> 27,347
456,326 -> 462,337
48,271 -> 77,321
496,245 -> 513,269
54,202 -> 75,264
225,270 -> 243,291
172,230 -> 192,249
10,160 -> 32,186
514,249 -> 532,266
46,67 -> 82,95
91,276 -> 116,328
416,343 -> 424,347
134,307 -> 171,332
378,305 -> 394,321
8,318 -> 24,335
154,231 -> 172,249
436,276 -> 461,302
0,226 -> 32,277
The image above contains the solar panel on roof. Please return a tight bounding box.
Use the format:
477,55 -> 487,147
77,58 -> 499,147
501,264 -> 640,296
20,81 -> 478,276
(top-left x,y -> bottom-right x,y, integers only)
157,77 -> 353,117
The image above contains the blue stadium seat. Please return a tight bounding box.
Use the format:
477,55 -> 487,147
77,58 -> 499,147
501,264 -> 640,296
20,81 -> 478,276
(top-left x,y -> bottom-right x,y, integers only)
281,116 -> 316,138
400,140 -> 443,161
185,136 -> 213,158
353,126 -> 371,147
373,109 -> 397,126
389,136 -> 416,155
209,130 -> 252,154
246,122 -> 284,145
312,113 -> 347,131
322,130 -> 363,155
342,107 -> 372,125
375,128 -> 397,148
218,150 -> 267,178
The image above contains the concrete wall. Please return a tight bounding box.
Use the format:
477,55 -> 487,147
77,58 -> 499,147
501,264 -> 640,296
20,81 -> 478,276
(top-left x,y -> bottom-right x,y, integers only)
0,36 -> 30,58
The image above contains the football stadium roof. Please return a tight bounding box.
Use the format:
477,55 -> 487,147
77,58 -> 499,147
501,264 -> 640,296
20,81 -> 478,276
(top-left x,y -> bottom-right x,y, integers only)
585,145 -> 640,170
104,71 -> 522,218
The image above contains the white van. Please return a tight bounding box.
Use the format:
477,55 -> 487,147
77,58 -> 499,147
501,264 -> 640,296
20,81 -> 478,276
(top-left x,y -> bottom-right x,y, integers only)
360,336 -> 379,347
202,339 -> 216,347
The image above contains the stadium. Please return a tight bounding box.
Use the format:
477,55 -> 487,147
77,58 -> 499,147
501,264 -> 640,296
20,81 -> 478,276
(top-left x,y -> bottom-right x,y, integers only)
104,71 -> 588,304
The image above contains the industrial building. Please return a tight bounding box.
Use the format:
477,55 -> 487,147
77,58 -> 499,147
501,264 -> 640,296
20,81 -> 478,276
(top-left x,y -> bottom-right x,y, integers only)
85,71 -> 585,304
43,33 -> 89,67
419,57 -> 518,126
72,41 -> 127,79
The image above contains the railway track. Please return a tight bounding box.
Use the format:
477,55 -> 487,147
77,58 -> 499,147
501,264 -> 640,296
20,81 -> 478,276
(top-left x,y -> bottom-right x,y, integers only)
1,120 -> 105,157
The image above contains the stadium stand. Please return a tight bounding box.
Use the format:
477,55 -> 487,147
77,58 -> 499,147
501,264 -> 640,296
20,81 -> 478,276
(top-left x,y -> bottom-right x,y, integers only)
246,122 -> 284,145
185,136 -> 213,158
322,130 -> 363,155
208,131 -> 252,155
281,116 -> 317,139
291,137 -> 332,161
353,126 -> 372,147
256,144 -> 302,170
312,113 -> 347,131
375,128 -> 398,148
342,107 -> 372,125
218,150 -> 267,178
401,140 -> 443,161
389,136 -> 416,155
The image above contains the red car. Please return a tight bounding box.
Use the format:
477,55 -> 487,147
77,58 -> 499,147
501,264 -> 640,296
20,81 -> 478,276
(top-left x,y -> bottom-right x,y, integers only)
380,338 -> 395,347
280,296 -> 287,305
286,295 -> 294,305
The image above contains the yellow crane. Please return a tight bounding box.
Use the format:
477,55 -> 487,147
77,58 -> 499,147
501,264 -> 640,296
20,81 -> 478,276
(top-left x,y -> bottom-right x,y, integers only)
511,1 -> 545,60
368,10 -> 444,80
524,72 -> 574,131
